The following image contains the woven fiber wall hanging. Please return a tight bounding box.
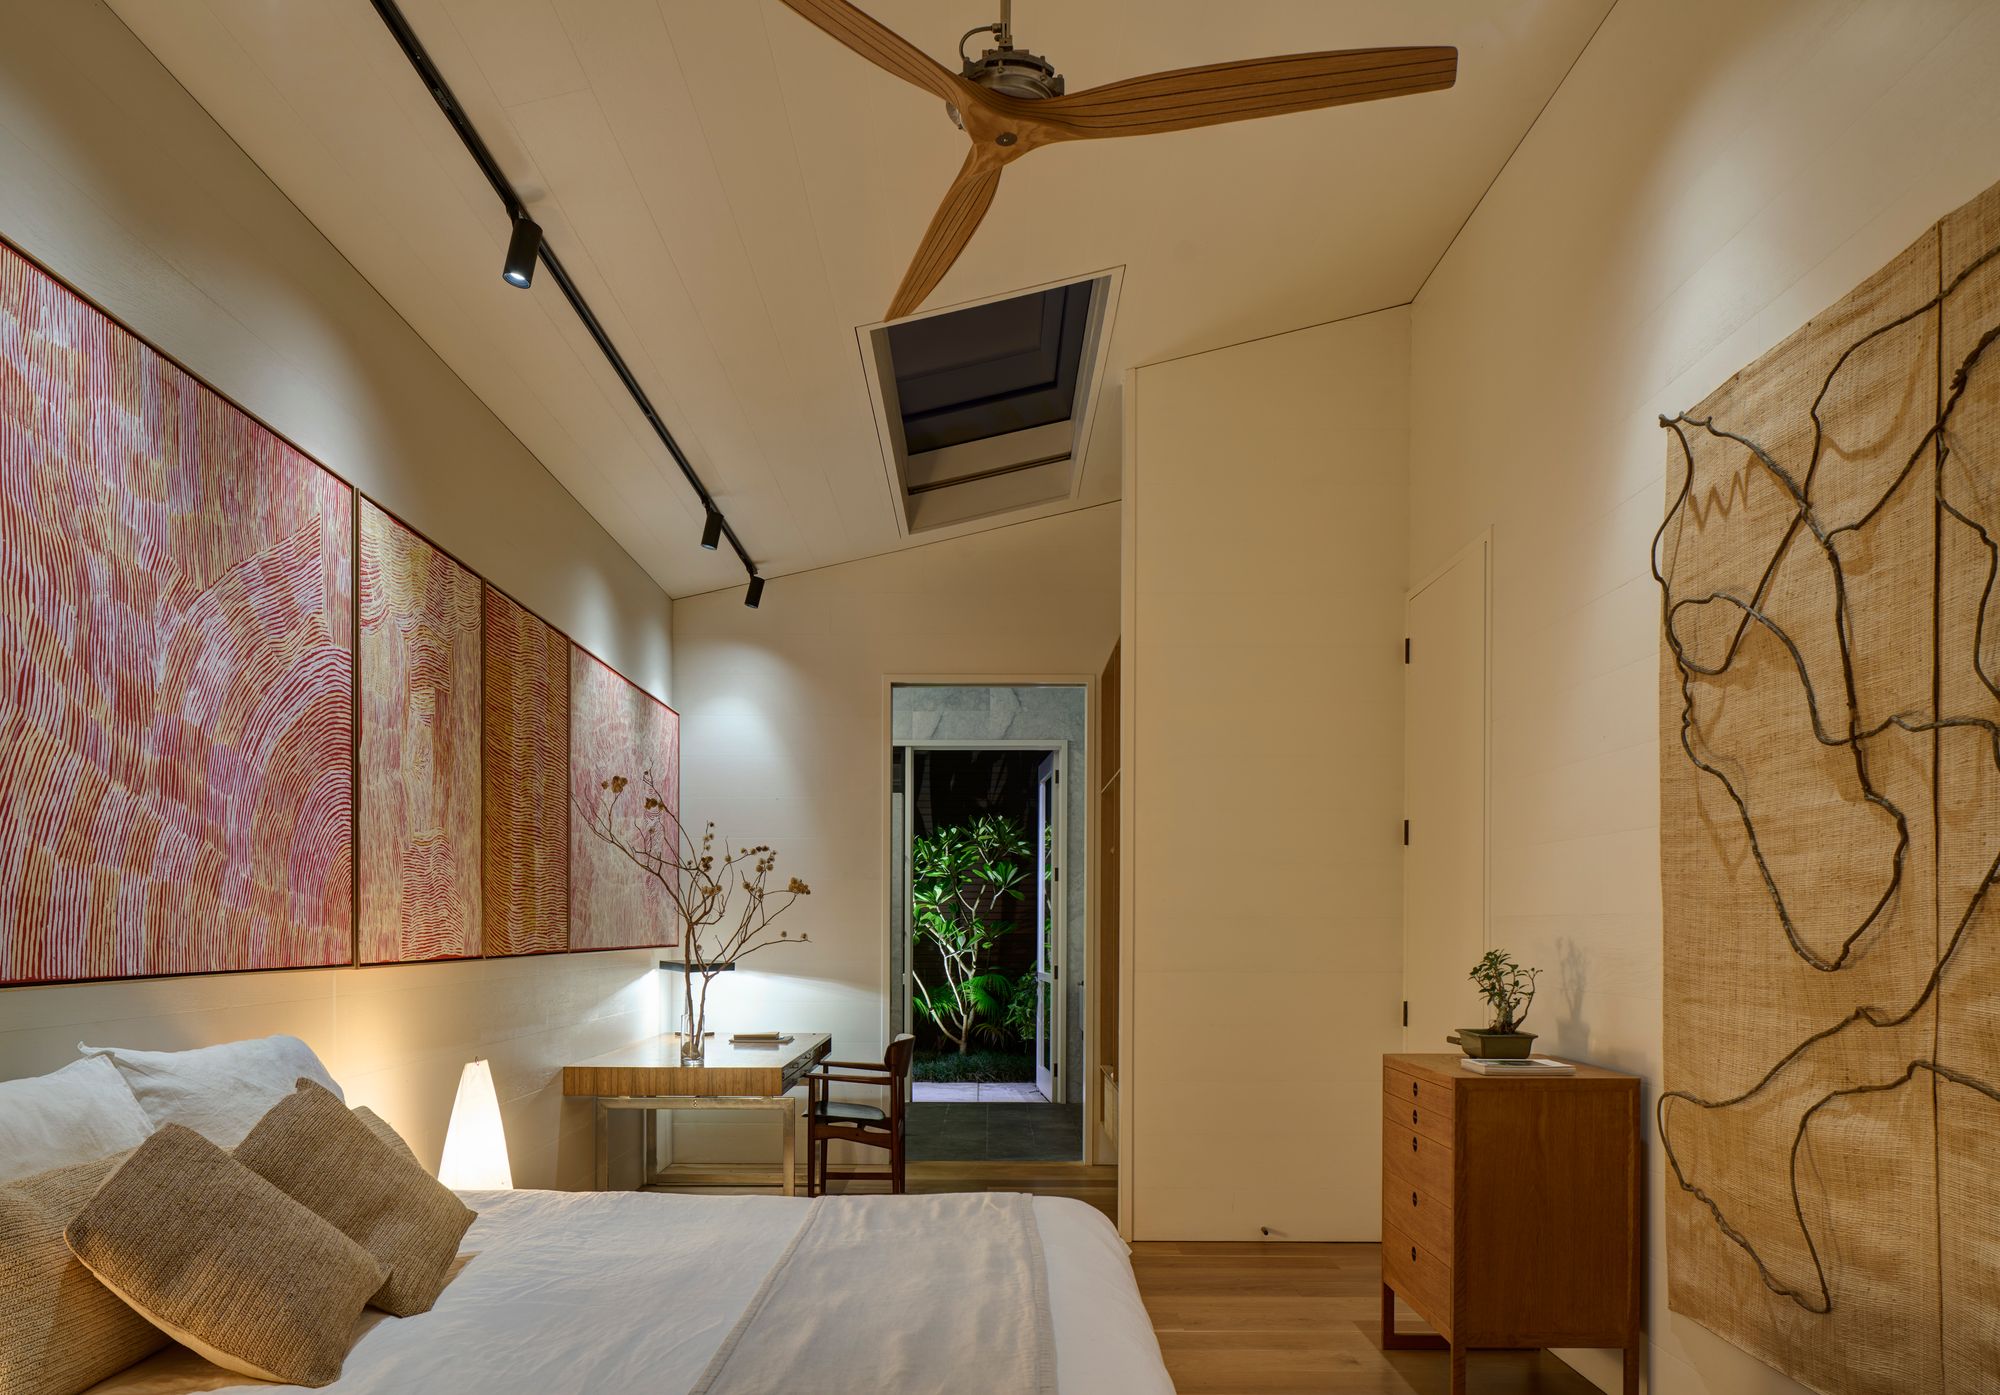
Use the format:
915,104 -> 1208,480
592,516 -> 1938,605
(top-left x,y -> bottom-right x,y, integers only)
1656,176 -> 2000,1395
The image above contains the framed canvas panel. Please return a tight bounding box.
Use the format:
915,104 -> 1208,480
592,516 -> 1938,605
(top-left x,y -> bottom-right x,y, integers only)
358,500 -> 482,963
481,585 -> 568,956
569,646 -> 679,952
0,240 -> 354,984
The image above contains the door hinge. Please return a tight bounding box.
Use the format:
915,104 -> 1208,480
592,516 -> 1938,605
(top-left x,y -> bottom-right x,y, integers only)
1403,637 -> 1411,664
1403,1000 -> 1409,1028
1403,819 -> 1410,846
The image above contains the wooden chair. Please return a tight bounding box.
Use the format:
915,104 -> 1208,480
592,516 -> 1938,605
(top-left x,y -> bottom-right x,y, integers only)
804,1033 -> 914,1197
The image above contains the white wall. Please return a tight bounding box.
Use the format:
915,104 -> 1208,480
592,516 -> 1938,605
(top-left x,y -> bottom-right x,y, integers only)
669,507 -> 1119,1159
1405,1 -> 2000,1390
0,0 -> 677,1189
1124,308 -> 1410,1241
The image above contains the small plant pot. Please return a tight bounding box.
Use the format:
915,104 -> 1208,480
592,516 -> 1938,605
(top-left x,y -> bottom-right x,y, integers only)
1449,1029 -> 1537,1059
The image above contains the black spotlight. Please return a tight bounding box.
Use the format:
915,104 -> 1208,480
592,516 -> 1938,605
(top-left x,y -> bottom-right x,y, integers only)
700,509 -> 722,551
502,214 -> 542,288
744,574 -> 765,609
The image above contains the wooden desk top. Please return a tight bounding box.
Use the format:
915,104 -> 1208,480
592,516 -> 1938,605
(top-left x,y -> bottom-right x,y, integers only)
564,1033 -> 832,1099
1389,1052 -> 1637,1087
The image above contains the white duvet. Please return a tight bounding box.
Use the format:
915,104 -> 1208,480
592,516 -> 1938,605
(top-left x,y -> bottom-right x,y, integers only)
84,1189 -> 1174,1395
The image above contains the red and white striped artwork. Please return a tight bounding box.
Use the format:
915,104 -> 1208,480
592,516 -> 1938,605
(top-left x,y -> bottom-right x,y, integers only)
481,586 -> 569,956
0,242 -> 355,984
359,501 -> 482,963
569,648 -> 678,951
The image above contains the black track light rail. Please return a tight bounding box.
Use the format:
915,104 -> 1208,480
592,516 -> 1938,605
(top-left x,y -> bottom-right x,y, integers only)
368,0 -> 760,588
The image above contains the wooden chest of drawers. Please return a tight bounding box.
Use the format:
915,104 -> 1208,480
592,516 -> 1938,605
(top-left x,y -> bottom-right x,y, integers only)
1380,1053 -> 1643,1394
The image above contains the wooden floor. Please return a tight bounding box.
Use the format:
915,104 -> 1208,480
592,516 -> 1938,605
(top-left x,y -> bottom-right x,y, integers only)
905,1159 -> 1116,1218
1133,1241 -> 1602,1395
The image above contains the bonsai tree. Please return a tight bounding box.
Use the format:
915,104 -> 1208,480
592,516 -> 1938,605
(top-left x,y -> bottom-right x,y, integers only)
1469,949 -> 1541,1034
910,814 -> 1030,1054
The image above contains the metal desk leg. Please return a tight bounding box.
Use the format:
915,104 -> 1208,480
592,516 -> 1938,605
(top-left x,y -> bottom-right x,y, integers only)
593,1098 -> 609,1192
780,1099 -> 797,1197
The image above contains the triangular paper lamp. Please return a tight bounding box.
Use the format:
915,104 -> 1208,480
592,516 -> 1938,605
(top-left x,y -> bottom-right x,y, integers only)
438,1059 -> 513,1190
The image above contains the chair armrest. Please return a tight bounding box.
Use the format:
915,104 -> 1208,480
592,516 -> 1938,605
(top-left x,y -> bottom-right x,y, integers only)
810,1072 -> 896,1087
819,1059 -> 892,1071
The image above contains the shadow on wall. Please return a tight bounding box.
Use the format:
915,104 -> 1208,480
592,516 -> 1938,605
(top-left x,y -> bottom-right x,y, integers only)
1550,936 -> 1590,1060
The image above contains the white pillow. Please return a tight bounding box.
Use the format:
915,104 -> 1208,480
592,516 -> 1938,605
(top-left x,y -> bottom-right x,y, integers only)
0,1055 -> 153,1183
76,1035 -> 344,1148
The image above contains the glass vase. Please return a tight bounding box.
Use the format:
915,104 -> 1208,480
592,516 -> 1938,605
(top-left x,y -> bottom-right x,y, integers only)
680,973 -> 709,1065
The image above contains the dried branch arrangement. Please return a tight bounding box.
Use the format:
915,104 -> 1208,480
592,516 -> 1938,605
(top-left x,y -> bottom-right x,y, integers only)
578,771 -> 810,1058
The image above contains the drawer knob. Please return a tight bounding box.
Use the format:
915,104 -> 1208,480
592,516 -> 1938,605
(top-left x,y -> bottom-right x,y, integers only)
1411,1081 -> 1419,1098
1411,1246 -> 1418,1262
1411,1191 -> 1418,1207
1411,1137 -> 1418,1152
1411,1108 -> 1418,1124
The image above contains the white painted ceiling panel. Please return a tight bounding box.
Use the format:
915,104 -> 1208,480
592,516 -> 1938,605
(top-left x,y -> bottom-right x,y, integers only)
107,0 -> 1611,597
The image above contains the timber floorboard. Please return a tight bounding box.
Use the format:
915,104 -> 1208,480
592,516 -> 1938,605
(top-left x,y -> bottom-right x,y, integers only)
1132,1241 -> 1607,1395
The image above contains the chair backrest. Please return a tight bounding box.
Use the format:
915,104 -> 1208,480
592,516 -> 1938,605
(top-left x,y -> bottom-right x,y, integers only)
885,1033 -> 915,1082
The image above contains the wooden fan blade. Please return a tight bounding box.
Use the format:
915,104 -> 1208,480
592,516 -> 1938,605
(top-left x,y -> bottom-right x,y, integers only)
886,150 -> 1003,321
1027,46 -> 1456,138
775,0 -> 968,105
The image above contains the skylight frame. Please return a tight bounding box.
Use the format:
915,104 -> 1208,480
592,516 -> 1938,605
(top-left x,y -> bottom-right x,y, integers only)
857,266 -> 1123,538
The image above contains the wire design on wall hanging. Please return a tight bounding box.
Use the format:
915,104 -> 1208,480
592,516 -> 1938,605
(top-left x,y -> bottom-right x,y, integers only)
1653,233 -> 2000,1320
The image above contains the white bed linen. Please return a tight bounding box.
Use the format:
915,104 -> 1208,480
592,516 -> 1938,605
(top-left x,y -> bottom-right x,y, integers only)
83,1190 -> 1173,1395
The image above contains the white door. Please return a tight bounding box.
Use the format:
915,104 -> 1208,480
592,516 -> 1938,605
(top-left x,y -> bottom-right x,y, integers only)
1404,539 -> 1490,1051
1034,752 -> 1062,1102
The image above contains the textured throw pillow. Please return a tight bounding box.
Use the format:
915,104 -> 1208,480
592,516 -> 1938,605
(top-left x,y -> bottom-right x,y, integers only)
0,1152 -> 168,1395
236,1080 -> 474,1317
76,1036 -> 344,1148
0,1058 -> 153,1185
351,1106 -> 422,1169
65,1125 -> 385,1388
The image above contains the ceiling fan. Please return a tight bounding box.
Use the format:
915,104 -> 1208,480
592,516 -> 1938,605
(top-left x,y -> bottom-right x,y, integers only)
776,0 -> 1457,321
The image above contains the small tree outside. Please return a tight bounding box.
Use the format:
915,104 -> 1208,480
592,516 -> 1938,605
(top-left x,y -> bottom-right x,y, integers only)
910,814 -> 1030,1054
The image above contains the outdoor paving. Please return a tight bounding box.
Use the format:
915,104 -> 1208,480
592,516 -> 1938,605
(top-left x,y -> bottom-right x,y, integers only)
911,1081 -> 1048,1102
905,1102 -> 1083,1162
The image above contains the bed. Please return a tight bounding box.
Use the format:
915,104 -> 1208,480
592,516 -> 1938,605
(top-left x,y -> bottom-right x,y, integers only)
80,1187 -> 1175,1395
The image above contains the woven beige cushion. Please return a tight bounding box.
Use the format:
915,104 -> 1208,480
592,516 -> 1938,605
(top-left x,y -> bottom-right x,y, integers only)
65,1125 -> 385,1388
0,1151 -> 167,1395
236,1080 -> 474,1317
351,1106 -> 421,1169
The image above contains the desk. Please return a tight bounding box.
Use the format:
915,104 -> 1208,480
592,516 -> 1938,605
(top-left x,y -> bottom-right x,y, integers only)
564,1033 -> 832,1195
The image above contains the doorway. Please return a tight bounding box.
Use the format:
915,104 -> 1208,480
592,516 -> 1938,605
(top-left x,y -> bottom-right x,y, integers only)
890,685 -> 1088,1162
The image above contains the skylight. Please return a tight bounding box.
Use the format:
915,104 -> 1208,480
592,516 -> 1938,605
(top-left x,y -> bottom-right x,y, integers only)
861,271 -> 1119,536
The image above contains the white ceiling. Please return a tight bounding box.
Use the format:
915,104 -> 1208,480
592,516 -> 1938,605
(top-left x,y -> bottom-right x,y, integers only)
109,0 -> 1609,598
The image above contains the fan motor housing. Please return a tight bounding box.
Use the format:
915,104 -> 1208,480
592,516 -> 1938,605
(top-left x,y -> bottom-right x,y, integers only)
962,45 -> 1065,101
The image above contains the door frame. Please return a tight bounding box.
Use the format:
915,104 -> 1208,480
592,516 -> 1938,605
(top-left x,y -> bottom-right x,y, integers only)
1033,750 -> 1062,1102
892,736 -> 1069,1103
1401,530 -> 1493,1049
881,676 -> 1098,1160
